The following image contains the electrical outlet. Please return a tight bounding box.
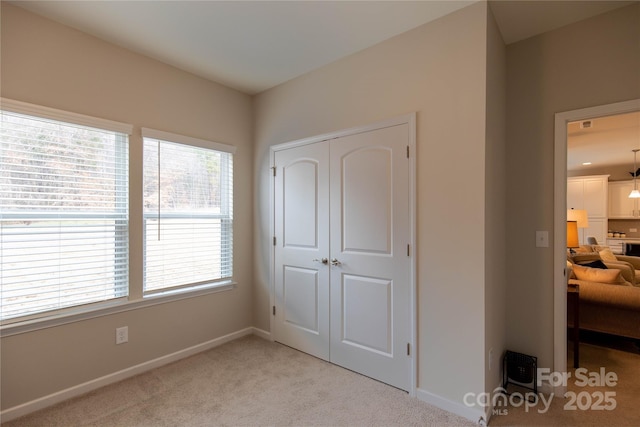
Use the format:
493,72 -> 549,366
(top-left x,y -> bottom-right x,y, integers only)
489,347 -> 494,371
115,326 -> 128,344
631,228 -> 637,233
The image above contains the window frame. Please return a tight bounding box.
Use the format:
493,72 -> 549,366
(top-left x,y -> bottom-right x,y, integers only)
0,99 -> 133,324
141,128 -> 236,297
0,100 -> 237,336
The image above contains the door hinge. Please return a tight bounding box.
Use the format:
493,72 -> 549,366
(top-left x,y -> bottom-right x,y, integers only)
407,244 -> 410,257
406,146 -> 410,158
273,236 -> 277,246
273,306 -> 276,316
407,343 -> 411,356
271,166 -> 277,177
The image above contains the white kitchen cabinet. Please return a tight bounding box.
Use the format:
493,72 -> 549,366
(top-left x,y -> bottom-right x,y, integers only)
608,180 -> 640,218
606,239 -> 625,254
606,238 -> 640,255
567,175 -> 609,217
567,175 -> 609,245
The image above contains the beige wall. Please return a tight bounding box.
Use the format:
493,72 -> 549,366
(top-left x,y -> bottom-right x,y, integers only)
484,5 -> 507,395
254,2 -> 493,411
506,3 -> 640,370
1,4 -> 253,410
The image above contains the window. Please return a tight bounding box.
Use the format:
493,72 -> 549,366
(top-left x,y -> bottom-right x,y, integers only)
0,103 -> 130,322
0,101 -> 234,327
142,129 -> 234,295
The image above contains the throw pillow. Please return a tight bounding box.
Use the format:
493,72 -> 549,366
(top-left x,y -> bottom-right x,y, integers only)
566,261 -> 575,281
572,264 -> 630,286
599,248 -> 618,262
579,260 -> 608,269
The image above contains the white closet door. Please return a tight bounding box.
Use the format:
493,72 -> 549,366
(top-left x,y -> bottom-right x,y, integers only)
273,120 -> 412,391
273,142 -> 330,360
329,124 -> 411,391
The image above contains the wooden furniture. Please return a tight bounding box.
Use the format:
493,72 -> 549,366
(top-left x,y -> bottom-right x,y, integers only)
567,283 -> 580,368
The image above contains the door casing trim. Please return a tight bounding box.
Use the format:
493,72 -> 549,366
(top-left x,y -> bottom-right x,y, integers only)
553,99 -> 640,395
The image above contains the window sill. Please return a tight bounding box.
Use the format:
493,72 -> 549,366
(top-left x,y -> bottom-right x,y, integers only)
0,281 -> 236,338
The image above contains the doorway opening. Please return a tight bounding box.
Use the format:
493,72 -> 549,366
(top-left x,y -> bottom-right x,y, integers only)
554,99 -> 640,394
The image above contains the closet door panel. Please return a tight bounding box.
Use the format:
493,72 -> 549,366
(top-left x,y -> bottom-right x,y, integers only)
273,142 -> 330,360
329,124 -> 411,391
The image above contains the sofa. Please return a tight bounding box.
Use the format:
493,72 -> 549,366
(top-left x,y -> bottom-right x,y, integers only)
567,246 -> 640,340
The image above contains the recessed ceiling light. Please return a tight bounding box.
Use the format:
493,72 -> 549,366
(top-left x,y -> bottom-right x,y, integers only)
582,162 -> 592,166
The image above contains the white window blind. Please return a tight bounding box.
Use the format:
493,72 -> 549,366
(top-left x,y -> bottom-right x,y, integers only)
142,130 -> 233,295
1,108 -> 129,322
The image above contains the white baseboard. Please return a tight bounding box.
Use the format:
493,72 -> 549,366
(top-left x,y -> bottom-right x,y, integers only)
481,379 -> 505,426
251,326 -> 271,340
1,327 -> 257,423
416,388 -> 487,426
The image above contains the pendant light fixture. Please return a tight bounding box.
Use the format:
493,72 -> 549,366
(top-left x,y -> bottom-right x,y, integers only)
629,149 -> 640,198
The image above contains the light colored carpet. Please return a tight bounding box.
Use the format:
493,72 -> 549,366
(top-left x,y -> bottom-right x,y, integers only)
3,335 -> 476,426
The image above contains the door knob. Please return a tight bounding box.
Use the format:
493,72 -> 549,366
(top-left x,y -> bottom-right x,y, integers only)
331,258 -> 341,266
313,258 -> 329,264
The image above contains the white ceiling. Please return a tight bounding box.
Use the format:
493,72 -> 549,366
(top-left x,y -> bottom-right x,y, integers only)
568,112 -> 640,173
9,0 -> 635,94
